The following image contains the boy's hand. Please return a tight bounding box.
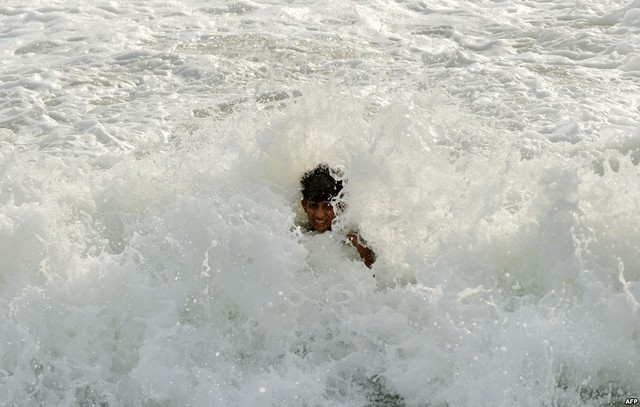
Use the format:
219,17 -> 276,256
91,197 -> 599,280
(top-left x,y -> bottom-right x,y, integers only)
347,233 -> 375,269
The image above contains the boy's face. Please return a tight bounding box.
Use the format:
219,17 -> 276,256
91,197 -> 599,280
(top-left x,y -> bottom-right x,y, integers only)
301,199 -> 335,233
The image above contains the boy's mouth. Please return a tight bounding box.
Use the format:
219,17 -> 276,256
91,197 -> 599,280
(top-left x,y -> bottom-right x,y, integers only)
313,219 -> 331,230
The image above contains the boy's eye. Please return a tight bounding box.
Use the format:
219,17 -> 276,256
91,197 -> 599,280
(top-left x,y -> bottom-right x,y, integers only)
307,202 -> 333,211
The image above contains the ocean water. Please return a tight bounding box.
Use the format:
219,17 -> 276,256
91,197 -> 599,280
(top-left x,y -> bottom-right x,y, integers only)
1,0 -> 640,405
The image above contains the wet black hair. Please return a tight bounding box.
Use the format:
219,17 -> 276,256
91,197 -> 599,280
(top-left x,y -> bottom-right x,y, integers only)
300,164 -> 343,202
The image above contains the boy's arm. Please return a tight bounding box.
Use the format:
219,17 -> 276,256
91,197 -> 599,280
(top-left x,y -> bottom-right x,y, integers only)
347,233 -> 376,269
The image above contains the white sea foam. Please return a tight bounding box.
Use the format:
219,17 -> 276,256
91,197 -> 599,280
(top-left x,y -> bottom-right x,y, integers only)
1,0 -> 640,405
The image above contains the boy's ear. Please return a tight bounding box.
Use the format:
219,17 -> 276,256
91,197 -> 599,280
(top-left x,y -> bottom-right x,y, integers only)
301,198 -> 307,207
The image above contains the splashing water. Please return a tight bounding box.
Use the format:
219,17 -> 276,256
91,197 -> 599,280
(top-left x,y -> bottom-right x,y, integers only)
1,0 -> 640,405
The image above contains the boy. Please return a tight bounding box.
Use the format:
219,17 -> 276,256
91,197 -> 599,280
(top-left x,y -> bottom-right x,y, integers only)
300,164 -> 375,268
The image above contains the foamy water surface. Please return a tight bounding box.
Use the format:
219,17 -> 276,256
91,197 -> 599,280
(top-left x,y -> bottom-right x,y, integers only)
1,0 -> 640,405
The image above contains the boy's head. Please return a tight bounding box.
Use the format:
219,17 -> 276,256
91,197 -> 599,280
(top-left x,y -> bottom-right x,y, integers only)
300,164 -> 343,232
